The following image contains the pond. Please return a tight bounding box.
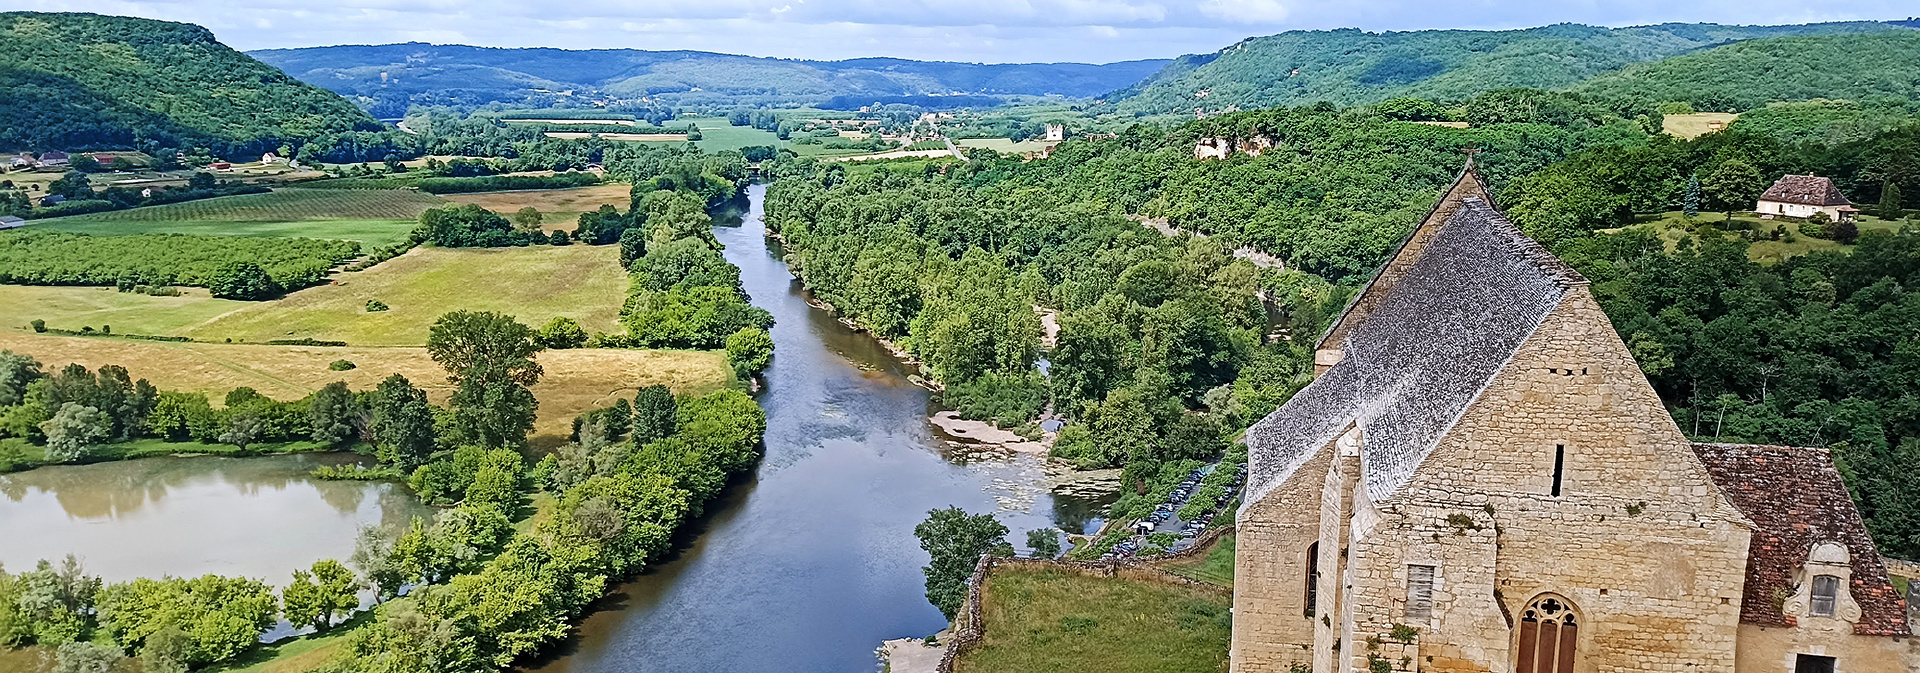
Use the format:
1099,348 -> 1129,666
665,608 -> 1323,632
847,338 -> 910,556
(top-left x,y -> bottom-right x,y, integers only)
0,452 -> 434,585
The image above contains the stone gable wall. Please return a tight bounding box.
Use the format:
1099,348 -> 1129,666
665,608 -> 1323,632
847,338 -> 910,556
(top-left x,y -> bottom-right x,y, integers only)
1233,440 -> 1337,673
1338,289 -> 1753,673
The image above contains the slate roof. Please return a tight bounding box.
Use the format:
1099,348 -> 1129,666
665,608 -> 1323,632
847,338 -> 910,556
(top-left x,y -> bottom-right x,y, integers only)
1242,196 -> 1585,507
1758,174 -> 1852,207
1692,443 -> 1911,636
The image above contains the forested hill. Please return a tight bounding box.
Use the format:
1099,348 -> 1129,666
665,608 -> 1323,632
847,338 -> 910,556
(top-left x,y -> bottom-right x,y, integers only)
249,43 -> 1172,116
1570,31 -> 1920,111
1101,21 -> 1910,115
0,12 -> 381,153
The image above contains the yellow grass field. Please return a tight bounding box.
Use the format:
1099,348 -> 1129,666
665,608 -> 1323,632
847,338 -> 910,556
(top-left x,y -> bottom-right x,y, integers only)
441,184 -> 633,230
955,138 -> 1056,153
182,245 -> 629,345
0,333 -> 731,439
0,285 -> 250,335
1663,112 -> 1739,139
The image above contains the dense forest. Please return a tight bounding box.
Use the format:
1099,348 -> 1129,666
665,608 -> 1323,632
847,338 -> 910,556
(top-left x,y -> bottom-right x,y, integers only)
0,12 -> 380,154
1101,22 -> 1912,116
1571,31 -> 1920,112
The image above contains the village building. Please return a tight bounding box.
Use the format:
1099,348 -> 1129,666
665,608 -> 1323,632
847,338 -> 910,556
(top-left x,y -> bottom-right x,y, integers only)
1756,174 -> 1859,222
7,153 -> 36,171
1230,160 -> 1915,673
38,150 -> 69,167
1045,123 -> 1066,142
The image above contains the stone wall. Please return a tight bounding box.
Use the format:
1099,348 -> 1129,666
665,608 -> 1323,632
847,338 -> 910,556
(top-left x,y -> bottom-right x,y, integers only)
1232,440 -> 1335,673
1337,288 -> 1753,673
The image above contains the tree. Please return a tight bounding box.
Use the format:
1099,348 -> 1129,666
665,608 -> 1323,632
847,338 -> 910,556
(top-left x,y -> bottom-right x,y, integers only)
511,207 -> 543,234
535,317 -> 588,350
187,172 -> 217,191
136,625 -> 191,673
281,560 -> 359,632
96,575 -> 277,666
427,311 -> 545,447
1025,528 -> 1061,559
725,327 -> 774,377
52,642 -> 120,673
40,403 -> 110,463
549,229 -> 570,246
308,381 -> 361,446
218,411 -> 262,452
48,172 -> 92,200
0,349 -> 45,407
349,525 -> 405,602
619,226 -> 647,269
371,375 -> 435,470
1683,173 -> 1701,219
1702,160 -> 1765,218
1833,218 -> 1860,244
207,262 -> 280,300
913,507 -> 1009,620
631,385 -> 677,444
1881,180 -> 1904,219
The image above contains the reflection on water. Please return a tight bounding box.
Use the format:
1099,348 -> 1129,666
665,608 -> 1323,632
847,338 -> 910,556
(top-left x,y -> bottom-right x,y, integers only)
0,452 -> 435,584
527,183 -> 1105,673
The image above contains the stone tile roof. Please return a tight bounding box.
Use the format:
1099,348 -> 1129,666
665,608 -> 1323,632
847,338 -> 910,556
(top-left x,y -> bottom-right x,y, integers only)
1758,174 -> 1852,207
1692,442 -> 1911,636
1243,196 -> 1584,507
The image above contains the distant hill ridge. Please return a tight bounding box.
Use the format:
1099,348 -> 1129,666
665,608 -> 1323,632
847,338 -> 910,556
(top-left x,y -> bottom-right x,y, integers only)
0,12 -> 380,153
1101,21 -> 1918,114
249,43 -> 1172,116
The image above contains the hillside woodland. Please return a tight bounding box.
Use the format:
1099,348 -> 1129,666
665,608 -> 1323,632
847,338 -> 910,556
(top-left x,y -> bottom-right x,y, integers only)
0,12 -> 380,153
1572,31 -> 1920,111
250,43 -> 1171,116
1102,21 -> 1912,115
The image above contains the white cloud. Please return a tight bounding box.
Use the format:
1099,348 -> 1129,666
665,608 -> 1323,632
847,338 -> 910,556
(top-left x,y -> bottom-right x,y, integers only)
1196,0 -> 1290,24
7,0 -> 1913,63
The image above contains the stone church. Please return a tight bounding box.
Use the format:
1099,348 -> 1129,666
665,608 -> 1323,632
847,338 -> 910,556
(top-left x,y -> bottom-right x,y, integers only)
1230,161 -> 1916,673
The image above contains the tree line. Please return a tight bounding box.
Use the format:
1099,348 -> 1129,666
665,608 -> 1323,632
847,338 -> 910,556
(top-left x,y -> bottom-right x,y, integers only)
0,231 -> 358,299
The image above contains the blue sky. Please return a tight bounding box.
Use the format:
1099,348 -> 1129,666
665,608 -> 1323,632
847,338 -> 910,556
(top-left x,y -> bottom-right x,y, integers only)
8,0 -> 1914,63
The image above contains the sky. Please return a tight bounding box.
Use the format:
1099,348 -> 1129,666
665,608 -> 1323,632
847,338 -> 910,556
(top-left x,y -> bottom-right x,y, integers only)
7,0 -> 1914,63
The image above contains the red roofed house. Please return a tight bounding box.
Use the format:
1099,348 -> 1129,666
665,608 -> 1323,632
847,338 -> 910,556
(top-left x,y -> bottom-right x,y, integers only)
1757,174 -> 1859,222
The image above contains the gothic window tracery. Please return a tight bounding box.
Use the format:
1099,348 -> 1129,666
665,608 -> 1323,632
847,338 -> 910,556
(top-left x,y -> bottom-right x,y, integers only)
1515,595 -> 1578,673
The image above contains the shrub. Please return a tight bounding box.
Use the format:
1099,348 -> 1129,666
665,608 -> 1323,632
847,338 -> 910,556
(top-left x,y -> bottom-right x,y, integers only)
1798,219 -> 1831,239
207,262 -> 282,300
365,299 -> 389,312
31,319 -> 46,332
329,360 -> 356,371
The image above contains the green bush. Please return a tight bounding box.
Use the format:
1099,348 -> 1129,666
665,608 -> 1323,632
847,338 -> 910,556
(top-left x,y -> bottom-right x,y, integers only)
1798,219 -> 1831,239
328,360 -> 356,371
31,319 -> 46,332
365,299 -> 389,312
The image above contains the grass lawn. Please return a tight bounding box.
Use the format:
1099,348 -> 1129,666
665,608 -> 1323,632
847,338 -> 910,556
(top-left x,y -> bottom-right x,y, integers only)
0,332 -> 732,440
33,188 -> 446,247
1155,534 -> 1235,588
441,184 -> 633,232
1620,211 -> 1912,264
1662,112 -> 1739,139
954,138 -> 1055,154
0,285 -> 250,335
0,646 -> 141,673
954,566 -> 1232,673
183,245 -> 628,345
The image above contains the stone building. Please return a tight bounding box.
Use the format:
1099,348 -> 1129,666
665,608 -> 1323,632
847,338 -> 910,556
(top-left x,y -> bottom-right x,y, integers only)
1230,161 -> 1915,673
1755,174 -> 1859,222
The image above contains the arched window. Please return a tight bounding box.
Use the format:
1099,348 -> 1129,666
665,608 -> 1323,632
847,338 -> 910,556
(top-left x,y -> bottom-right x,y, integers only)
1515,595 -> 1578,673
1303,542 -> 1320,617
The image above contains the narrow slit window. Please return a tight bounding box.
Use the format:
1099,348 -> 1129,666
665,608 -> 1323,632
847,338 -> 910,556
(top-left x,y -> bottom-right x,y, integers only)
1405,564 -> 1435,620
1551,444 -> 1566,497
1304,542 -> 1319,617
1809,575 -> 1840,617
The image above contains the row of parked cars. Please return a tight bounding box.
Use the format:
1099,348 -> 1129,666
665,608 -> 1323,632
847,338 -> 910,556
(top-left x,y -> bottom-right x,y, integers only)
1102,462 -> 1248,560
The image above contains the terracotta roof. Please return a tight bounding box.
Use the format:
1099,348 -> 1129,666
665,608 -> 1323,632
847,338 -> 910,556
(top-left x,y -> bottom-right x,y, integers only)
1243,193 -> 1584,506
1692,443 -> 1911,636
1758,174 -> 1852,207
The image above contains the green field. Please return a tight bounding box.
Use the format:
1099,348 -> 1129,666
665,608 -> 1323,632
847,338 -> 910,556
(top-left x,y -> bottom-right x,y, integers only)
35,188 -> 447,247
954,566 -> 1232,673
683,116 -> 784,152
1622,211 -> 1910,264
184,244 -> 629,345
0,285 -> 249,335
1156,534 -> 1236,588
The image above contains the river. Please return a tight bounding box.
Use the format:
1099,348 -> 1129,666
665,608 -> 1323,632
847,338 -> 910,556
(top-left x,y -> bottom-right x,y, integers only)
525,183 -> 1103,673
0,452 -> 432,584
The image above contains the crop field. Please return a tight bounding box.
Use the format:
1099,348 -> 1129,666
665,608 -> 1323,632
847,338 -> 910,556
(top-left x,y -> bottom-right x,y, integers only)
0,285 -> 248,335
35,188 -> 444,247
183,244 -> 629,345
684,116 -> 783,152
441,184 -> 633,229
954,565 -> 1232,673
0,332 -> 732,440
1663,112 -> 1739,139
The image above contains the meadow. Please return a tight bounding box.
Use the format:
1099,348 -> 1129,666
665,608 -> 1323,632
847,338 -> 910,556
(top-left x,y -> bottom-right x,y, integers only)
683,116 -> 784,152
954,565 -> 1232,673
1621,211 -> 1910,264
0,332 -> 732,439
0,285 -> 248,335
183,245 -> 630,345
1662,112 -> 1740,139
954,138 -> 1055,154
1154,534 -> 1235,588
36,188 -> 445,247
441,184 -> 633,229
